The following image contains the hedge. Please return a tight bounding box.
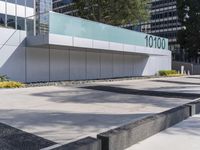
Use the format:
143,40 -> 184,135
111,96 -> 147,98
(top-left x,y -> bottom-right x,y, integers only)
159,70 -> 178,76
0,81 -> 24,88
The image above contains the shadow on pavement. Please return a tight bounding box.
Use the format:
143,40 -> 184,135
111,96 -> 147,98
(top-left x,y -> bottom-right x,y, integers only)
0,122 -> 56,150
82,85 -> 200,99
153,80 -> 200,85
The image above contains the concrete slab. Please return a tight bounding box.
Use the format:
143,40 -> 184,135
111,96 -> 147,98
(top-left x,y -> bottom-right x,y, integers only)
126,114 -> 200,150
0,76 -> 199,145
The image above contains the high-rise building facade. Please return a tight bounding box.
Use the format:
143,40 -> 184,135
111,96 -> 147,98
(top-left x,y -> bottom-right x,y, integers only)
140,0 -> 182,60
53,0 -> 75,15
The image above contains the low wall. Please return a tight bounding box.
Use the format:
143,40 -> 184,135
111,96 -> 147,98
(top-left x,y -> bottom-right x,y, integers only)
193,65 -> 200,75
172,61 -> 200,75
97,105 -> 191,150
172,61 -> 193,74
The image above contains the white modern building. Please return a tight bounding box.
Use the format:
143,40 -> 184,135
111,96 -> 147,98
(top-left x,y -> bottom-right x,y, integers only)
0,0 -> 171,83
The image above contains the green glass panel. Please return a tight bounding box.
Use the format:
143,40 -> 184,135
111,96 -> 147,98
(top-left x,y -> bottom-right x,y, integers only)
49,12 -> 168,50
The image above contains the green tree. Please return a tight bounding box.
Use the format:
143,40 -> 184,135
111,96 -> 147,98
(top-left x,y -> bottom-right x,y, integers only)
177,0 -> 200,62
74,0 -> 150,26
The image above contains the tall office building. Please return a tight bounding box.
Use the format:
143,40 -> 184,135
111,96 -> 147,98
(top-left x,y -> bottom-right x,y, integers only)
53,0 -> 75,15
140,0 -> 182,60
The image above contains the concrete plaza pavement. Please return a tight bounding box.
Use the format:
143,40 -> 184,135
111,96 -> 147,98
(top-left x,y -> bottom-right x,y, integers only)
0,76 -> 200,145
126,114 -> 200,150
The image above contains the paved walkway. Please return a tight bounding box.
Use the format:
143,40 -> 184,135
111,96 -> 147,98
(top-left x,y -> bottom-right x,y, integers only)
126,114 -> 200,150
0,76 -> 199,144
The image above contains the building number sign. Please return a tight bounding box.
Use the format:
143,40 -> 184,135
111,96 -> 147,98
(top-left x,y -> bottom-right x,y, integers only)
145,35 -> 166,49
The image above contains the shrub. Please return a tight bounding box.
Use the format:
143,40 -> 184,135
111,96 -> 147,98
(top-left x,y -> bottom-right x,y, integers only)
0,81 -> 24,88
159,70 -> 178,76
0,75 -> 9,82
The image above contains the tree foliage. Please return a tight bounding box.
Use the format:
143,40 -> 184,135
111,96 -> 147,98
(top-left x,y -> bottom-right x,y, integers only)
177,0 -> 200,62
74,0 -> 150,26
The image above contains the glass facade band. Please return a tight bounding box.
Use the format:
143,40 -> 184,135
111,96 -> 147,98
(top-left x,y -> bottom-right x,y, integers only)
48,12 -> 168,50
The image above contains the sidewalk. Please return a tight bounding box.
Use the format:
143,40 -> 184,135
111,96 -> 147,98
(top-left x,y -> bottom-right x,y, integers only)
126,114 -> 200,150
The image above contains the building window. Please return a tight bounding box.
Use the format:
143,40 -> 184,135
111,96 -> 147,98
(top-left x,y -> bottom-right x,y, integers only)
7,15 -> 15,29
17,16 -> 25,30
7,0 -> 16,4
17,0 -> 25,5
0,13 -> 5,27
26,0 -> 34,8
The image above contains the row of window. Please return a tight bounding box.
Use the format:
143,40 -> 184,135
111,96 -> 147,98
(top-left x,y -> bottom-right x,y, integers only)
53,0 -> 73,8
151,11 -> 177,19
154,31 -> 177,39
151,0 -> 176,9
0,0 -> 34,8
151,20 -> 181,30
0,13 -> 25,30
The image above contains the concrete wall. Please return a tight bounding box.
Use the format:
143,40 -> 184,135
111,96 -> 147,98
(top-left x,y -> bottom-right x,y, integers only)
172,61 -> 193,74
97,105 -> 191,150
172,61 -> 200,75
0,28 -> 172,83
193,65 -> 200,75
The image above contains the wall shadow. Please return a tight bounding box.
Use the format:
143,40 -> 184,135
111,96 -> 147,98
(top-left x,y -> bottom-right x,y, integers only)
0,120 -> 56,150
153,80 -> 200,85
82,85 -> 200,99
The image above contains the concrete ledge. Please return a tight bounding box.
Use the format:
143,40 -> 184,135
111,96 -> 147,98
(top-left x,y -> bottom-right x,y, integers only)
51,137 -> 101,150
0,123 -> 56,150
187,99 -> 200,115
97,105 -> 191,150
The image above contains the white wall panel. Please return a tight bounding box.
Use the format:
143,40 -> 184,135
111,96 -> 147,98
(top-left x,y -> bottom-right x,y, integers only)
113,53 -> 124,77
73,37 -> 93,48
100,52 -> 113,78
17,5 -> 25,18
7,3 -> 16,16
133,55 -> 149,76
93,40 -> 109,50
0,28 -> 19,46
124,44 -> 136,53
6,30 -> 20,46
70,50 -> 86,80
109,42 -> 123,52
26,48 -> 49,82
0,45 -> 25,82
86,51 -> 100,79
124,54 -> 134,77
0,1 -> 5,14
25,7 -> 34,17
50,49 -> 69,81
142,56 -> 156,76
49,34 -> 73,46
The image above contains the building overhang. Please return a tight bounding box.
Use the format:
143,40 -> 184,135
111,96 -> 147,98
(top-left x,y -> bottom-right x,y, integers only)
26,11 -> 171,56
